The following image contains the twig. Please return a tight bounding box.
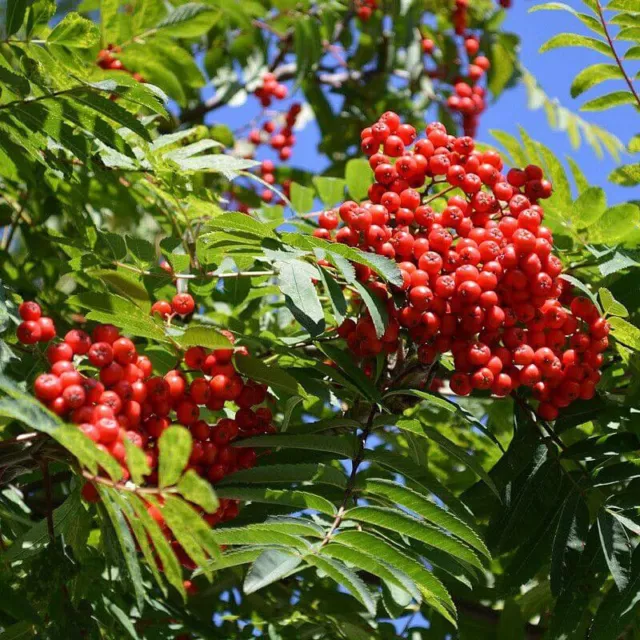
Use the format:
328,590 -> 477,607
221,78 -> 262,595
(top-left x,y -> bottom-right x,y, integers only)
41,460 -> 55,541
0,432 -> 43,448
594,0 -> 640,111
82,470 -> 179,496
114,261 -> 276,280
320,406 -> 377,547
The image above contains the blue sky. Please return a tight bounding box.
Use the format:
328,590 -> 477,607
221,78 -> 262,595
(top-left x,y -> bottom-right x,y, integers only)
209,0 -> 637,208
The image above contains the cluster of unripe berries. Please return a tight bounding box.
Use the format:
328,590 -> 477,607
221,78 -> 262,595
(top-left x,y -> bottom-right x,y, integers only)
18,300 -> 276,563
355,0 -> 379,21
97,44 -> 144,83
315,113 -> 607,420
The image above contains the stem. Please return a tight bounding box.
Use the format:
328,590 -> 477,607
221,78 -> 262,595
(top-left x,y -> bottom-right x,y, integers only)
320,406 -> 377,547
0,432 -> 42,448
0,86 -> 85,111
114,261 -> 276,280
422,184 -> 456,206
594,0 -> 640,111
82,470 -> 179,496
41,460 -> 55,542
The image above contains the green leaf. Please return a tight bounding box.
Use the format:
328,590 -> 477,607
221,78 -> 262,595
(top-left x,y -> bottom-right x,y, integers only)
590,203 -> 640,244
306,555 -> 377,616
73,91 -> 152,141
244,549 -> 302,594
2,491 -> 82,562
234,433 -> 358,458
322,543 -> 421,605
217,486 -> 335,515
177,469 -> 219,513
6,0 -> 27,37
540,33 -> 612,57
178,154 -> 259,177
177,325 -> 232,349
352,280 -> 388,339
609,162 -> 640,186
319,342 -> 382,402
280,233 -> 403,287
571,63 -> 624,97
582,91 -> 637,111
550,492 -> 589,596
155,3 -> 220,37
290,183 -> 315,214
317,267 -> 347,324
100,0 -> 120,47
608,0 -> 640,8
395,419 -> 500,499
234,354 -> 307,398
206,211 -> 275,238
209,524 -> 308,550
109,491 -> 166,597
362,479 -> 490,558
345,506 -> 483,569
599,288 -> 629,317
160,496 -> 221,578
123,439 -> 151,486
345,158 -> 373,201
277,259 -> 325,336
313,177 -> 346,207
47,12 -> 100,47
98,489 -> 145,608
219,463 -> 348,489
597,510 -> 632,591
128,494 -> 185,597
68,292 -> 167,341
158,426 -> 192,488
334,530 -> 456,624
590,545 -> 640,640
572,186 -> 606,228
609,316 -> 640,350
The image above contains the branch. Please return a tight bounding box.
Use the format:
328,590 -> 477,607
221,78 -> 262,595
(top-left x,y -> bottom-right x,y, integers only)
594,0 -> 640,111
114,261 -> 276,280
320,406 -> 376,547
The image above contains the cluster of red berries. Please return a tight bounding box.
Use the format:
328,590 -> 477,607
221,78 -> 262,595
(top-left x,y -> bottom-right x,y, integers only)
150,292 -> 196,319
420,24 -> 492,136
97,44 -> 144,83
18,300 -> 276,563
452,0 -> 512,36
314,113 -> 607,420
16,301 -> 56,345
355,0 -> 379,21
249,102 -> 302,164
254,72 -> 288,108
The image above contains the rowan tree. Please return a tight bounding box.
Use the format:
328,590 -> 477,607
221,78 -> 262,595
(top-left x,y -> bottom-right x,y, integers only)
0,0 -> 639,638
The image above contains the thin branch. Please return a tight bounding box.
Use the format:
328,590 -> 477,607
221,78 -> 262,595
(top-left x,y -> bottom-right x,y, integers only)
320,406 -> 377,547
82,470 -> 179,496
595,0 -> 640,111
114,261 -> 276,280
41,460 -> 55,541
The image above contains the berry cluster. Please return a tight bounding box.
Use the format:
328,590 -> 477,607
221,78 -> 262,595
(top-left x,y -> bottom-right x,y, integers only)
249,102 -> 302,165
18,300 -> 275,559
315,113 -> 608,420
254,72 -> 289,108
453,0 -> 512,36
16,301 -> 56,345
97,44 -> 144,83
355,0 -> 379,21
421,28 -> 491,137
